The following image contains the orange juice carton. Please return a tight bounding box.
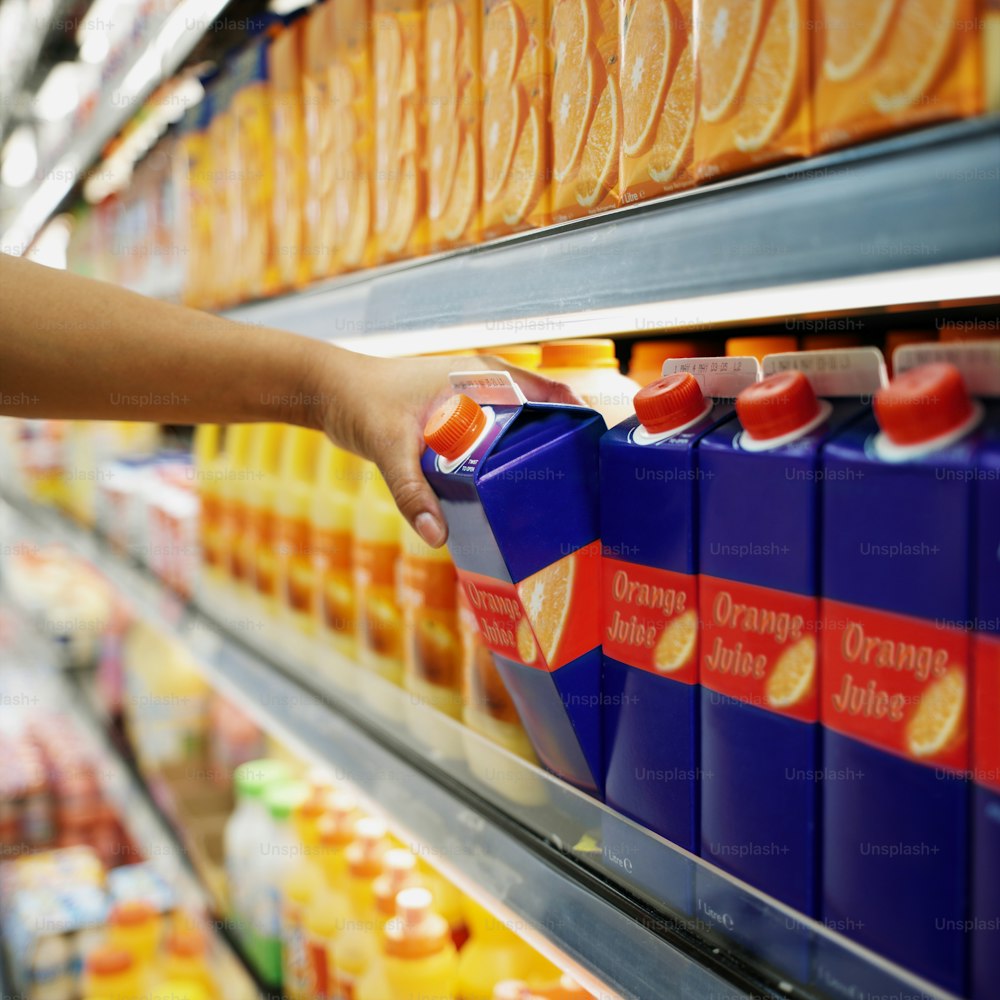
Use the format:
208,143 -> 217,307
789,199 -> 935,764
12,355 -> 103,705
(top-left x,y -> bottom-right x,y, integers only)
600,358 -> 758,908
817,344 -> 998,997
481,0 -> 551,236
549,0 -> 620,220
230,36 -> 276,301
694,0 -> 811,182
303,1 -> 338,280
812,0 -> 983,153
422,372 -> 605,794
426,0 -> 482,248
988,0 -> 1000,110
620,0 -> 698,204
373,0 -> 428,261
331,0 -> 377,270
270,17 -> 309,291
696,349 -> 884,971
206,68 -> 242,308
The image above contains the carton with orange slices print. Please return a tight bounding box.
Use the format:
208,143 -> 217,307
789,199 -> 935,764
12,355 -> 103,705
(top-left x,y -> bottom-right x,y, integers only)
422,371 -> 605,795
620,0 -> 697,204
696,350 -> 884,975
812,0 -> 983,153
549,0 -> 621,220
818,345 -> 997,997
425,0 -> 482,248
481,0 -> 552,236
374,0 -> 428,262
693,0 -> 811,181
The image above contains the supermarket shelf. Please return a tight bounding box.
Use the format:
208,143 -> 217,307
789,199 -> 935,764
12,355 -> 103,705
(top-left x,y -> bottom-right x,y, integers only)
224,117 -> 1000,355
0,492 -> 964,1000
0,0 -> 233,256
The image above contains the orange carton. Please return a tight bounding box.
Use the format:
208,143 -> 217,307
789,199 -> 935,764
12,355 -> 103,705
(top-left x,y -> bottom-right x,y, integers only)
812,0 -> 983,153
550,0 -> 621,221
270,19 -> 309,290
988,0 -> 1000,111
694,0 -> 811,182
481,0 -> 551,236
620,0 -> 697,205
374,0 -> 428,261
426,0 -> 482,249
331,0 -> 376,270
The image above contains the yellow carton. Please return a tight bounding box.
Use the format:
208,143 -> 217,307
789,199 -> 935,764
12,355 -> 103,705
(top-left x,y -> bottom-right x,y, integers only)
426,0 -> 482,248
481,0 -> 551,236
620,0 -> 697,205
373,0 -> 428,261
694,0 -> 811,182
550,0 -> 621,221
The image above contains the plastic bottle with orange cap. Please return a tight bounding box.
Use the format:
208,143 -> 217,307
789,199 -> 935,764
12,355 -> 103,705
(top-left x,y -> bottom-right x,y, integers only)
82,945 -> 143,1000
816,347 -> 1000,998
626,339 -> 718,387
538,339 -> 641,426
599,357 -> 759,911
696,348 -> 886,978
383,887 -> 459,999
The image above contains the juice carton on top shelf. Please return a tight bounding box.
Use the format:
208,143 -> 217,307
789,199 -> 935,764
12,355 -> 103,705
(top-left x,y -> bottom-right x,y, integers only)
694,0 -> 811,182
303,1 -> 338,281
270,18 -> 309,290
481,0 -> 551,237
206,70 -> 240,308
620,0 -> 697,206
812,0 -> 983,153
818,344 -> 995,997
696,350 -> 885,967
425,0 -> 481,249
373,0 -> 428,261
177,90 -> 214,309
423,372 -> 605,795
988,0 -> 1000,110
549,0 -> 620,221
600,358 -> 758,902
331,0 -> 376,270
230,36 -> 276,301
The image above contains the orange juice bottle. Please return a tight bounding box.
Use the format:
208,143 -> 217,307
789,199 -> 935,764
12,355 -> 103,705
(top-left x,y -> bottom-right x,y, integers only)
539,338 -> 641,425
83,945 -> 143,1000
107,900 -> 161,972
281,861 -> 318,1000
812,0 -> 983,152
303,1 -> 338,280
219,424 -> 256,589
270,17 -> 310,290
246,423 -> 288,612
620,0 -> 696,204
354,463 -> 406,694
275,427 -> 322,636
316,790 -> 362,887
481,0 -> 551,237
373,0 -> 428,262
384,887 -> 459,999
372,848 -> 422,934
626,338 -> 715,385
550,0 -> 620,221
161,926 -> 216,999
694,0 -> 811,181
193,425 -> 226,583
331,0 -> 377,270
333,926 -> 380,1000
303,881 -> 353,999
480,343 -> 542,369
345,817 -> 392,923
426,0 -> 481,249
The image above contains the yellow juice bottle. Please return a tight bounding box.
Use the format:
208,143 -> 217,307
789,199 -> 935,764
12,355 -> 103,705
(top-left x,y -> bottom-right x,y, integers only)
332,925 -> 379,1000
345,817 -> 392,925
218,424 -> 255,591
107,901 -> 160,971
425,0 -> 481,249
373,0 -> 428,262
354,463 -> 406,699
303,881 -> 353,1000
161,926 -> 217,999
384,887 -> 459,1000
373,848 -> 422,934
316,790 -> 363,889
83,945 -> 143,1000
281,861 -> 318,1000
275,426 -> 322,637
479,343 -> 542,370
244,423 -> 287,614
193,425 -> 226,584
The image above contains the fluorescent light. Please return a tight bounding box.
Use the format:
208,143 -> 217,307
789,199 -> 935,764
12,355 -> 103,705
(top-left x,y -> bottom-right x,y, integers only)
1,126 -> 38,188
33,62 -> 81,121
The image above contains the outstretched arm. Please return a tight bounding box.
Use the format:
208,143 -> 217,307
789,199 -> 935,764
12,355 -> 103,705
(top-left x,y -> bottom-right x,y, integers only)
0,253 -> 579,546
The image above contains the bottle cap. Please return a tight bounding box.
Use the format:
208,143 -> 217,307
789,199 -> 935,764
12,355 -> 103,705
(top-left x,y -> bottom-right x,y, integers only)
263,780 -> 309,821
86,945 -> 133,976
874,362 -> 974,446
385,887 -> 450,959
346,817 -> 388,877
374,849 -> 419,916
484,344 -> 542,370
633,373 -> 706,433
424,395 -> 488,461
541,339 -> 619,370
736,371 -> 820,441
318,792 -> 359,847
725,335 -> 797,362
109,899 -> 158,927
234,759 -> 290,799
165,926 -> 206,959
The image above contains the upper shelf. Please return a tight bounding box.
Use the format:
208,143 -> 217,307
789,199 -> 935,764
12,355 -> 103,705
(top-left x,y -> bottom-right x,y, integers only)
224,117 -> 1000,355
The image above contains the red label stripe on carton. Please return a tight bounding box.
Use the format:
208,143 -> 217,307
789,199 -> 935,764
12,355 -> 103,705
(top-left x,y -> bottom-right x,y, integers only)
821,600 -> 970,772
974,633 -> 1000,793
602,558 -> 698,684
699,576 -> 818,723
458,541 -> 602,672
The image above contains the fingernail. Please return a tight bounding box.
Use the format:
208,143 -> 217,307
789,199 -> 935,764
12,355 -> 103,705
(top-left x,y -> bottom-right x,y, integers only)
415,512 -> 446,547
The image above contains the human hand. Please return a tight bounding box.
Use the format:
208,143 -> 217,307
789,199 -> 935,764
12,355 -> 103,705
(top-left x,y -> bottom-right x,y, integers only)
311,351 -> 583,547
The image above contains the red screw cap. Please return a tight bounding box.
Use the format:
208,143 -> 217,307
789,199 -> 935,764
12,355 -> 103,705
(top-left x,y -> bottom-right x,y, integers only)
633,373 -> 706,433
736,371 -> 820,441
874,362 -> 974,446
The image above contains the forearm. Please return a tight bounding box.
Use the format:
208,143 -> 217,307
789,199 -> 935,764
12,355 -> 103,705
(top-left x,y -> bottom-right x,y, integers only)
0,253 -> 343,428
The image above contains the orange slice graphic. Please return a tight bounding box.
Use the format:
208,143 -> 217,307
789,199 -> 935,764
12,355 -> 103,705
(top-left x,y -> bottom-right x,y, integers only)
483,83 -> 525,203
622,0 -> 674,157
576,72 -> 620,207
374,14 -> 403,94
438,132 -> 478,240
698,0 -> 765,122
821,0 -> 896,82
426,0 -> 460,101
765,635 -> 816,708
551,0 -> 592,74
502,101 -> 546,225
516,616 -> 538,664
382,154 -> 420,254
428,114 -> 461,221
648,33 -> 694,182
517,551 -> 576,664
906,667 -> 967,758
553,51 -> 598,182
483,1 -> 527,89
653,609 -> 697,673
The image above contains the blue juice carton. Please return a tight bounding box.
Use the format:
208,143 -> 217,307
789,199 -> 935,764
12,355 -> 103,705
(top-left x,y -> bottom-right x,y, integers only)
696,349 -> 885,971
819,348 -> 994,995
422,372 -> 605,795
599,358 -> 758,907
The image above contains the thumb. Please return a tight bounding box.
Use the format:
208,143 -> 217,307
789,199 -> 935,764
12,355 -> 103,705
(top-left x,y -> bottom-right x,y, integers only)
377,431 -> 448,548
